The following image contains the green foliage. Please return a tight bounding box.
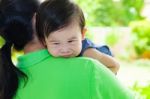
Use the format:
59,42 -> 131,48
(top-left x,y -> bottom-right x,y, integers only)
85,28 -> 94,40
121,0 -> 144,21
131,82 -> 150,99
0,36 -> 5,48
75,0 -> 144,26
105,30 -> 119,46
130,20 -> 150,58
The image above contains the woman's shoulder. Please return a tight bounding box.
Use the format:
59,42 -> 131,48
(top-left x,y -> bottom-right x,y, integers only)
68,57 -> 105,70
45,56 -> 103,71
68,56 -> 101,65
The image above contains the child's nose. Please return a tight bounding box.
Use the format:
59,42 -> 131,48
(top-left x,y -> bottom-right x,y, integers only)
60,45 -> 71,53
60,48 -> 69,53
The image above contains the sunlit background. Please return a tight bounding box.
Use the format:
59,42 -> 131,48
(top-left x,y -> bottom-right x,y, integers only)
0,0 -> 150,99
74,0 -> 150,98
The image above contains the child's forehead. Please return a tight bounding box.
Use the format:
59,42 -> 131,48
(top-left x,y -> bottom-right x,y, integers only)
48,30 -> 79,39
50,22 -> 81,34
46,20 -> 82,40
59,20 -> 81,31
47,29 -> 81,41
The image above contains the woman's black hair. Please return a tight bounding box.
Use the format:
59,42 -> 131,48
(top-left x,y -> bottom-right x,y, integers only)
36,0 -> 85,41
0,0 -> 39,99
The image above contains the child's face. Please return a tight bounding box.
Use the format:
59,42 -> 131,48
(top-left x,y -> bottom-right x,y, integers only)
45,21 -> 84,58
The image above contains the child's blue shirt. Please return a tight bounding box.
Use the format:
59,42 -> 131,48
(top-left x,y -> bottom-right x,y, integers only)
80,38 -> 113,56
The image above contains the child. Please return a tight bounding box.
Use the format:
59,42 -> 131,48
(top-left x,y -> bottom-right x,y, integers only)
36,0 -> 119,74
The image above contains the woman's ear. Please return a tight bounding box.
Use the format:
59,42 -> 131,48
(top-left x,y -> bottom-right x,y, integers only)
82,28 -> 87,40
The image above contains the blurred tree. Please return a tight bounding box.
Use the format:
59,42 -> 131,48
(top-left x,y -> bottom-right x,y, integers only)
0,36 -> 5,48
121,0 -> 144,24
75,0 -> 144,26
130,20 -> 150,59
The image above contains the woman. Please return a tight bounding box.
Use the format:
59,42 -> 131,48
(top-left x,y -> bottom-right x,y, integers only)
0,0 -> 132,99
0,0 -> 39,98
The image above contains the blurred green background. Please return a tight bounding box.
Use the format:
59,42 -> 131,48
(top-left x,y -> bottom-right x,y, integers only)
0,0 -> 150,98
74,0 -> 150,98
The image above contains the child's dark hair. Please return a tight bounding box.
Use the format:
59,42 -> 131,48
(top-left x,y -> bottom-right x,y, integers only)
36,0 -> 85,41
0,0 -> 39,99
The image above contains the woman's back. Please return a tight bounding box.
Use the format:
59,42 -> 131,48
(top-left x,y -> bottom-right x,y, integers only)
15,49 -> 134,99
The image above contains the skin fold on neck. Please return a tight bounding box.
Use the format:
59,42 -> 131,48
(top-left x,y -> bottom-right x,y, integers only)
23,33 -> 45,54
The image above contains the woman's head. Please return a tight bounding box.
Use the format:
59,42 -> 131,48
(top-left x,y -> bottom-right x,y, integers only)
36,0 -> 86,57
0,0 -> 39,50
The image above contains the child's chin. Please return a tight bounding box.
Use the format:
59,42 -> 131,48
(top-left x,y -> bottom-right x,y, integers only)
61,55 -> 73,58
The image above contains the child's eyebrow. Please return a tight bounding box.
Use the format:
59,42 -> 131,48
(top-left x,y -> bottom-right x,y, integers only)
68,36 -> 77,40
48,39 -> 59,42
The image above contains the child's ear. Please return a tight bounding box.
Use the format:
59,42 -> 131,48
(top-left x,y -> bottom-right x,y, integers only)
42,38 -> 47,47
82,28 -> 87,40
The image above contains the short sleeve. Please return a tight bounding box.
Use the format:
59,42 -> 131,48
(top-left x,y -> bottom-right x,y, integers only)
96,45 -> 113,56
89,59 -> 134,99
80,38 -> 113,56
80,38 -> 96,56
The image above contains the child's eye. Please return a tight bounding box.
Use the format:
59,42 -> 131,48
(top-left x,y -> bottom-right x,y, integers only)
68,40 -> 73,43
68,40 -> 77,43
53,43 -> 60,45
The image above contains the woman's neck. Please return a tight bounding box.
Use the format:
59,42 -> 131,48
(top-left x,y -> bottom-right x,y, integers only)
24,35 -> 45,54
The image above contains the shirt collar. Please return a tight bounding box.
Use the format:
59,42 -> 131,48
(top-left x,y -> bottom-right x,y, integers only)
17,49 -> 50,68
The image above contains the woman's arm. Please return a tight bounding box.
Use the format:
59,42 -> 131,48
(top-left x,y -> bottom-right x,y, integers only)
83,48 -> 120,74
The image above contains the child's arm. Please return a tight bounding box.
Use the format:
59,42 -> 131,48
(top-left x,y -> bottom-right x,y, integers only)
81,38 -> 120,74
82,48 -> 119,74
